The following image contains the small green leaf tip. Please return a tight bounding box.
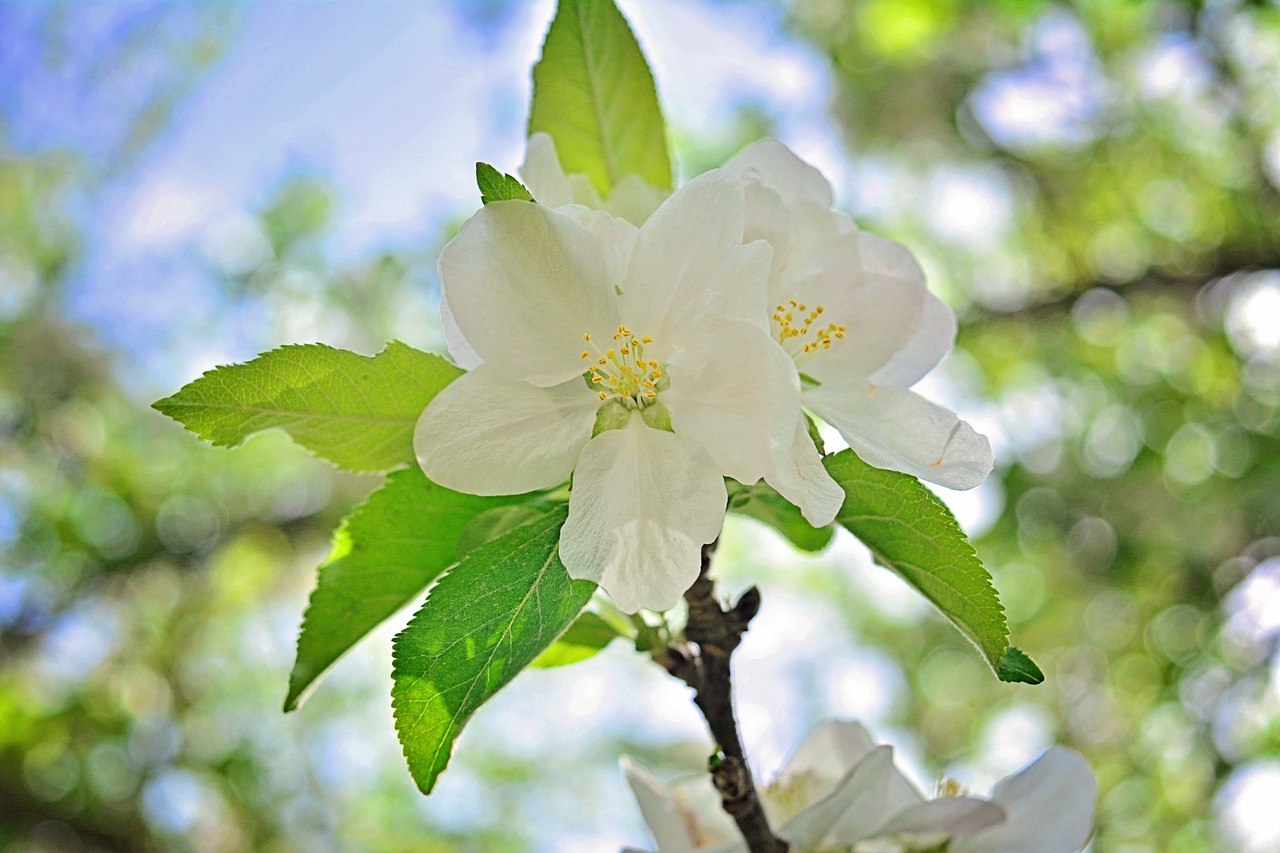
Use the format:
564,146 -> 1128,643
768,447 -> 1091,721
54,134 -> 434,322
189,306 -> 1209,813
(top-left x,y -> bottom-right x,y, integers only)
997,646 -> 1045,684
476,162 -> 535,205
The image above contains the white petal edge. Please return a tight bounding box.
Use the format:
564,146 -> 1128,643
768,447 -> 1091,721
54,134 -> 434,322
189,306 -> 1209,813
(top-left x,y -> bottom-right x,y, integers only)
621,169 -> 751,350
781,745 -> 923,848
439,286 -> 481,370
805,380 -> 994,490
621,758 -> 700,853
791,237 -> 927,386
951,748 -> 1097,853
778,720 -> 878,786
519,131 -> 578,209
766,414 -> 843,528
723,138 -> 834,209
663,320 -> 800,487
875,797 -> 1006,840
414,365 -> 596,495
871,289 -> 958,389
605,174 -> 669,226
559,417 -> 727,613
439,200 -> 618,386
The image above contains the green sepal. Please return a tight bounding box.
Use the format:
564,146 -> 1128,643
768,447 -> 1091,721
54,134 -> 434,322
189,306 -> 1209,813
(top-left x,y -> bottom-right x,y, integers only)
477,162 -> 535,205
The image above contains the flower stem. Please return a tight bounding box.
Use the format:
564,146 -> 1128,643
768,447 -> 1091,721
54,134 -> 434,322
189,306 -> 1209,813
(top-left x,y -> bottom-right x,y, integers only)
658,541 -> 789,853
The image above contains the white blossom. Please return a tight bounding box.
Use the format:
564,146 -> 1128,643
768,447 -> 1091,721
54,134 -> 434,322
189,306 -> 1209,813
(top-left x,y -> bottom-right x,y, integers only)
416,169 -> 839,612
623,721 -> 1096,853
724,140 -> 994,490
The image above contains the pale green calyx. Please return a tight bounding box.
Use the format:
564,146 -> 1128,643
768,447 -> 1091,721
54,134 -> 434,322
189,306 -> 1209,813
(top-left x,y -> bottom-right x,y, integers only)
591,399 -> 631,436
579,324 -> 670,411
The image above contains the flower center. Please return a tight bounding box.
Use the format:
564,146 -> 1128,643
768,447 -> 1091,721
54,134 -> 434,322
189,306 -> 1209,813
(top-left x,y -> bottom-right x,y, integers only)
580,325 -> 667,408
772,299 -> 846,358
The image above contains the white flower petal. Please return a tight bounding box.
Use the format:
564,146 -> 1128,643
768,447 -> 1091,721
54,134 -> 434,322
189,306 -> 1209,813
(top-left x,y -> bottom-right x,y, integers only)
805,380 -> 994,490
856,229 -> 927,281
439,285 -> 482,370
779,720 -> 878,787
439,201 -> 618,386
875,797 -> 1006,839
780,745 -> 923,848
871,289 -> 957,388
414,365 -> 596,495
951,748 -> 1097,853
621,170 -> 753,349
726,239 -> 774,332
663,321 -> 800,486
740,178 -> 791,295
766,414 -> 844,528
621,758 -> 700,853
520,132 -> 588,209
724,138 -> 834,209
563,206 -> 639,287
605,174 -> 669,226
790,234 -> 926,384
559,418 -> 726,613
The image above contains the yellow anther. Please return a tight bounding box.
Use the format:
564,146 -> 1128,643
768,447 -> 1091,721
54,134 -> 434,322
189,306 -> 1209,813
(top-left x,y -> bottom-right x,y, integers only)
772,300 -> 845,359
581,325 -> 665,409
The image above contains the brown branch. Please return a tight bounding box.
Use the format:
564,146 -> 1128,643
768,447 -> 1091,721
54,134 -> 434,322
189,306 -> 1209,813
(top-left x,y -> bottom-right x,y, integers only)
659,541 -> 788,853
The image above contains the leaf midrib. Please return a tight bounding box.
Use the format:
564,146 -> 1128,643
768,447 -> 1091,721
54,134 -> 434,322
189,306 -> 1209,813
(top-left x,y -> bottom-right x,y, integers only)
573,0 -> 617,189
421,538 -> 560,781
165,401 -> 417,424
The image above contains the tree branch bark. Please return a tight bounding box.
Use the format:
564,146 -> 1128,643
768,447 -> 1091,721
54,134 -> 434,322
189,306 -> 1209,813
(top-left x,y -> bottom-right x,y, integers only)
659,541 -> 788,853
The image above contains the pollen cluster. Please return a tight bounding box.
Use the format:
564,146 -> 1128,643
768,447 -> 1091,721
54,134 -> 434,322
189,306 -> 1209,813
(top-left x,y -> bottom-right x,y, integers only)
580,326 -> 665,407
772,299 -> 847,355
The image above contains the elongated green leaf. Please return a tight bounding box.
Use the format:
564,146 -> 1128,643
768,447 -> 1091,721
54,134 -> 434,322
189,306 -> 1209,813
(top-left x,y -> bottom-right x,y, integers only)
392,505 -> 594,794
285,468 -> 528,711
727,480 -> 835,553
529,0 -> 672,195
477,162 -> 535,205
531,611 -> 622,668
153,342 -> 461,473
997,646 -> 1045,685
824,450 -> 1009,674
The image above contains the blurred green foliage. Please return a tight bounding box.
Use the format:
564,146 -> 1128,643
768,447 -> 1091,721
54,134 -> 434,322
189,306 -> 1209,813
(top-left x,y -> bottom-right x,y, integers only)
1,1 -> 1279,852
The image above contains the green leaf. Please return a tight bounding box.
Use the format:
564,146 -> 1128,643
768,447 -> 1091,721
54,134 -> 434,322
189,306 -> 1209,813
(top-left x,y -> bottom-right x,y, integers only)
529,0 -> 672,196
824,450 -> 1009,675
996,646 -> 1045,685
530,611 -> 621,668
285,467 -> 527,711
476,162 -> 535,205
153,342 -> 461,473
455,503 -> 550,560
392,505 -> 594,795
727,480 -> 835,553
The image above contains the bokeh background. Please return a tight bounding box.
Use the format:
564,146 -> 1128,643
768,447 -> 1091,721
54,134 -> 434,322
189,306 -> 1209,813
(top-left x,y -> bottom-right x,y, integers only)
2,1 -> 1279,851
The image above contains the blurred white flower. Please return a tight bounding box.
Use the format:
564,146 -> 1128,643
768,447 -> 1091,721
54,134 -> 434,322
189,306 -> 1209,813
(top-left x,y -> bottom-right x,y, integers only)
724,140 -> 994,491
417,169 -> 835,612
520,132 -> 669,226
623,720 -> 1096,853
